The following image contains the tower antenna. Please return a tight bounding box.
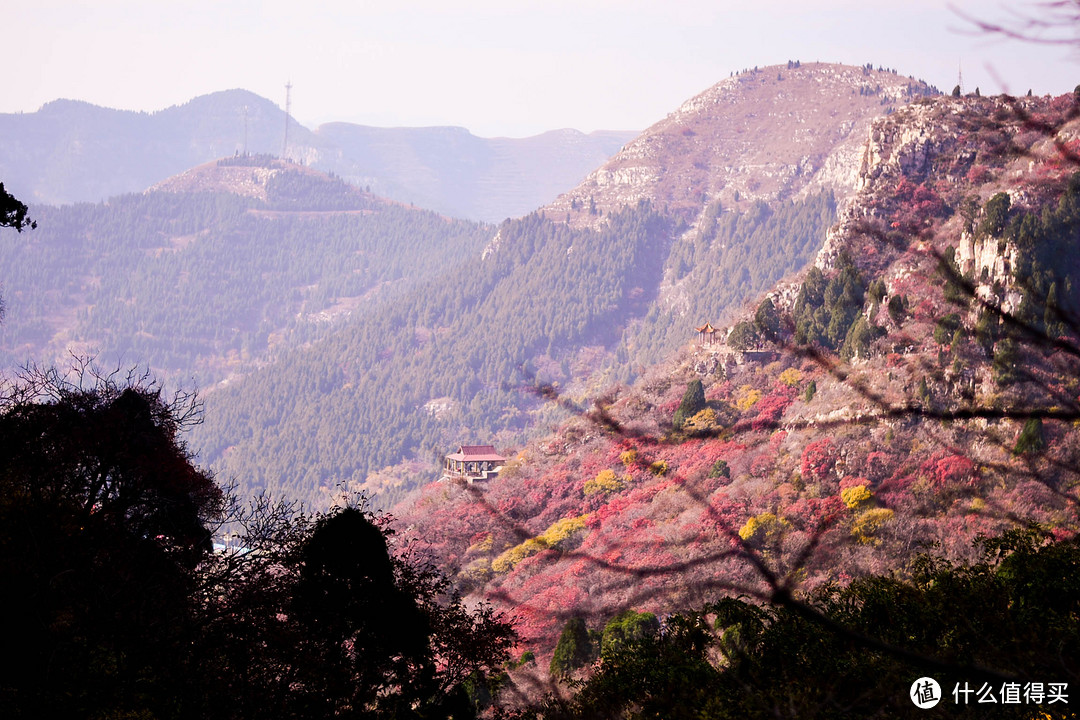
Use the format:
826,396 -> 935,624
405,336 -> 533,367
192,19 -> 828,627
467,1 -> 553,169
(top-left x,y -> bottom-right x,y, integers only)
242,104 -> 249,156
957,59 -> 964,96
282,81 -> 292,161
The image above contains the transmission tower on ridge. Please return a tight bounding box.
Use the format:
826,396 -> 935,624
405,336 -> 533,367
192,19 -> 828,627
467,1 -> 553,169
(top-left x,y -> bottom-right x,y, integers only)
282,81 -> 292,161
957,60 -> 964,96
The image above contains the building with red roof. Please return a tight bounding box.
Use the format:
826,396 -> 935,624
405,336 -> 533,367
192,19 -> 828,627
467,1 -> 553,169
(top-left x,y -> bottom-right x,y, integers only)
442,445 -> 506,484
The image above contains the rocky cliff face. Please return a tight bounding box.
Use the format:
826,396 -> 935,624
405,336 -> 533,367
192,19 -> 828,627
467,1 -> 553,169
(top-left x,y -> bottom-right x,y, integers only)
547,63 -> 938,228
813,92 -> 1078,310
551,64 -> 938,361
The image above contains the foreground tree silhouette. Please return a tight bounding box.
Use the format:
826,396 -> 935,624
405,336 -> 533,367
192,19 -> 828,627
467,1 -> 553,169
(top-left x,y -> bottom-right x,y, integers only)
0,366 -> 514,720
0,182 -> 35,321
0,371 -> 221,719
196,500 -> 515,719
290,508 -> 436,714
0,182 -> 34,232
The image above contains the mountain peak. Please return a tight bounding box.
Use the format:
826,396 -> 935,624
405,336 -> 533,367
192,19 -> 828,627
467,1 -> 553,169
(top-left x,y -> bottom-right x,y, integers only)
147,154 -> 379,214
148,155 -> 292,200
549,62 -> 939,226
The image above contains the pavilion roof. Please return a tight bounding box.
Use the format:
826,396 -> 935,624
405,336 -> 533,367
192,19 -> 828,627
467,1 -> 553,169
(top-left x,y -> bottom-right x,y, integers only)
446,444 -> 505,462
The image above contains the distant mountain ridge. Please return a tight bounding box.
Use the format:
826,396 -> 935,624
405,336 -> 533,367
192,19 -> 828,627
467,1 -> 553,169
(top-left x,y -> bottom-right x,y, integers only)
0,92 -> 300,206
0,89 -> 635,222
316,123 -> 634,222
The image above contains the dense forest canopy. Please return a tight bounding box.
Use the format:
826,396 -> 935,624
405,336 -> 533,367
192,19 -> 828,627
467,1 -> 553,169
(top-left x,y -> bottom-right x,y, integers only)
195,203 -> 672,506
187,190 -> 838,507
0,176 -> 490,381
630,192 -> 837,365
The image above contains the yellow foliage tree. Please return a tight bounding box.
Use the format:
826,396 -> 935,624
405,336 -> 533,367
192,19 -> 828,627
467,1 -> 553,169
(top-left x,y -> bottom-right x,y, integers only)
492,515 -> 590,573
465,533 -> 494,555
540,515 -> 589,545
683,408 -> 718,434
462,557 -> 492,581
738,516 -> 762,542
584,469 -> 625,496
841,485 -> 873,510
779,368 -> 802,387
492,538 -> 548,573
851,508 -> 895,545
738,512 -> 787,545
736,385 -> 763,412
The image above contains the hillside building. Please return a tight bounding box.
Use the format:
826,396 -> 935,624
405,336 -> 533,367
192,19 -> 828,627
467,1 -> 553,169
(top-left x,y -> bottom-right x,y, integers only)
442,444 -> 505,484
696,322 -> 720,346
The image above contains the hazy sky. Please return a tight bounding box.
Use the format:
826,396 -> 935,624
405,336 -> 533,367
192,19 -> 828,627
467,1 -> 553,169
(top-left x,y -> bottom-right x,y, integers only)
7,1 -> 1080,137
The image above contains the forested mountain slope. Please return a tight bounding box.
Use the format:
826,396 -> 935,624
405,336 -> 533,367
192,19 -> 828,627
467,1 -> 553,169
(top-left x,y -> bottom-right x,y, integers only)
193,64 -> 931,506
193,192 -> 841,508
0,157 -> 491,382
192,205 -> 671,506
547,63 -> 938,364
394,91 -> 1080,687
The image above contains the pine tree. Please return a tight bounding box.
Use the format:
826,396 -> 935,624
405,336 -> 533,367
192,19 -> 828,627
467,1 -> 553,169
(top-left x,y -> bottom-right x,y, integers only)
673,379 -> 706,430
1045,282 -> 1064,338
1014,418 -> 1045,455
754,297 -> 781,340
550,617 -> 596,678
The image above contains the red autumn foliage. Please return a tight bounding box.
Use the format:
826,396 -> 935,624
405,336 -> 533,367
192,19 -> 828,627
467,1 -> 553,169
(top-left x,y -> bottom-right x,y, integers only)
864,451 -> 895,482
751,385 -> 796,431
839,476 -> 870,491
384,95 -> 1080,673
801,438 -> 838,483
749,453 -> 775,478
966,164 -> 992,184
889,177 -> 948,233
920,453 -> 977,489
783,495 -> 845,532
